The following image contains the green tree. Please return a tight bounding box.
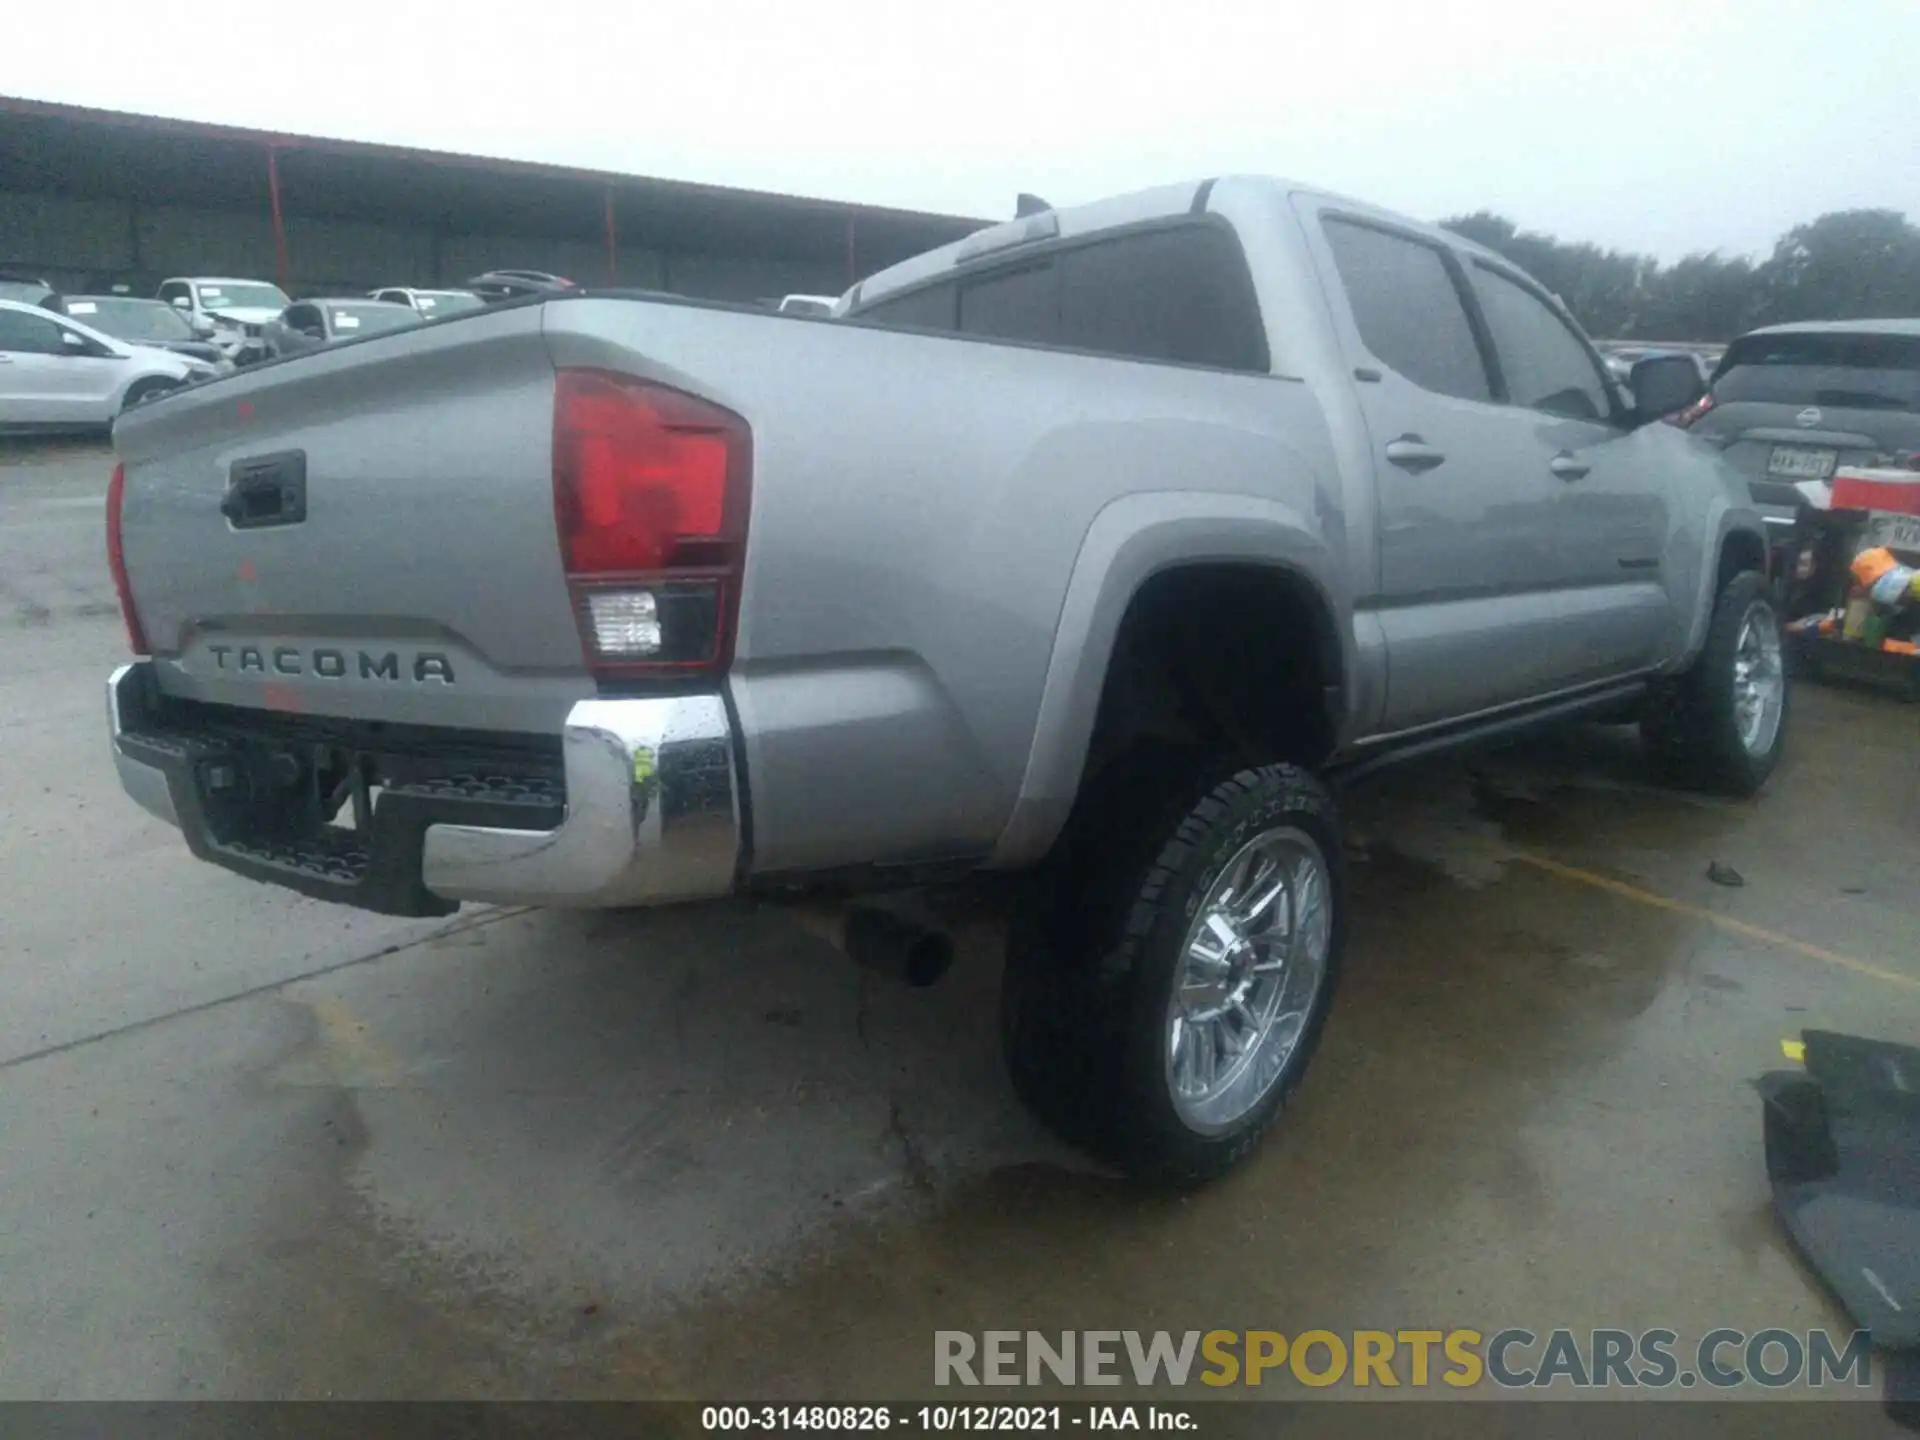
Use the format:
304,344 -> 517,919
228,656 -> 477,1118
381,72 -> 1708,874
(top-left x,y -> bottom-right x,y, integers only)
1757,209 -> 1920,324
1440,207 -> 1920,342
1638,253 -> 1761,342
1441,213 -> 1650,336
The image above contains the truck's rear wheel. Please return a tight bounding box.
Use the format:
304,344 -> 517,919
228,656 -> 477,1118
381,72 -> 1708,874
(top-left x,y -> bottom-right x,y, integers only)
1001,761 -> 1346,1186
1641,570 -> 1788,796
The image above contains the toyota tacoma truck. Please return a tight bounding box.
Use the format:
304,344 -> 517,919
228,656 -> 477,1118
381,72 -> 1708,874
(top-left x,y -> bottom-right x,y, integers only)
105,177 -> 1784,1184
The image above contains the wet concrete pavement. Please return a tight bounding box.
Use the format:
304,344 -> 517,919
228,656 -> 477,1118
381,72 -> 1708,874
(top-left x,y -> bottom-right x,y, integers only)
3,437 -> 1917,1404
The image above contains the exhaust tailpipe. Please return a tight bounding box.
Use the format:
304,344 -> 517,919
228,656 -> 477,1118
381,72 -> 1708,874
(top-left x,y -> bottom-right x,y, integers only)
783,892 -> 955,988
842,903 -> 954,988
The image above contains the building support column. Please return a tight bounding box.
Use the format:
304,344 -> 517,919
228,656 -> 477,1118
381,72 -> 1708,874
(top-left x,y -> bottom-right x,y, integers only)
604,185 -> 619,286
266,144 -> 291,292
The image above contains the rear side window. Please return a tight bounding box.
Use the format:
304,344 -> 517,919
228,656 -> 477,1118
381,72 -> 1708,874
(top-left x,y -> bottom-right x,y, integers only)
1467,263 -> 1612,422
1714,332 -> 1920,414
855,223 -> 1269,373
1322,219 -> 1490,402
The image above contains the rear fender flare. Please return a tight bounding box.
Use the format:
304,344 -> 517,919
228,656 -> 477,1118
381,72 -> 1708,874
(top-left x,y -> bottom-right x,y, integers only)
987,490 -> 1351,869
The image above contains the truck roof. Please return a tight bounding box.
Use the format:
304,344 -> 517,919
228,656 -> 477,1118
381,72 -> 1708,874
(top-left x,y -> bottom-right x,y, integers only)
845,176 -> 1513,313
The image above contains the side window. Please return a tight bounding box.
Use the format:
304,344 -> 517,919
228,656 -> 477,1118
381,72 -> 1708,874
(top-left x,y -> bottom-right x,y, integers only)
1467,264 -> 1613,422
158,281 -> 186,306
284,304 -> 320,333
0,310 -> 66,354
958,261 -> 1059,345
1057,225 -> 1269,371
853,282 -> 958,333
1322,219 -> 1490,402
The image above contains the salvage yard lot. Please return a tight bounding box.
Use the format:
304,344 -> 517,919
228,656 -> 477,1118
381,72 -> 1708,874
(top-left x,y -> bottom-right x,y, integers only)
2,435 -> 1917,1401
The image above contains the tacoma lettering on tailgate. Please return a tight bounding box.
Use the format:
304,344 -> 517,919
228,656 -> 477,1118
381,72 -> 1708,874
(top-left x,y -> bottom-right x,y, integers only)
207,646 -> 456,683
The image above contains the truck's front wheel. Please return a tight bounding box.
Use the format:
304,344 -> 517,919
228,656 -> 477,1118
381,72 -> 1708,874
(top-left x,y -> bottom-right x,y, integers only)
1002,761 -> 1346,1186
1642,570 -> 1789,796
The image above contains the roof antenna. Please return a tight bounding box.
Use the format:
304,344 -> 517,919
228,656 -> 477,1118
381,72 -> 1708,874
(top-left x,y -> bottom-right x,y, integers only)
1014,193 -> 1052,218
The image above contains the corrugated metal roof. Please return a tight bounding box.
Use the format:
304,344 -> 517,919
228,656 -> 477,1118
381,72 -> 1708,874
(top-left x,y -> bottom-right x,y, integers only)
0,94 -> 985,230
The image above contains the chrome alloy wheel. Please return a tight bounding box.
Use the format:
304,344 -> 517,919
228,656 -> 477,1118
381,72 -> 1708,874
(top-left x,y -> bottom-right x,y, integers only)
1165,826 -> 1333,1134
1732,599 -> 1785,758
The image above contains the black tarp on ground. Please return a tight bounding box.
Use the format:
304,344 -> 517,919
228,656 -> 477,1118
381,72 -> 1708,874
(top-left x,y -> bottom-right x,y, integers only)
1761,1029 -> 1920,1427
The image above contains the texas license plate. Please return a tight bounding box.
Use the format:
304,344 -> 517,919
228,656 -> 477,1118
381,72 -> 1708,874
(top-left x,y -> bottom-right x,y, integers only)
1865,510 -> 1920,553
1767,445 -> 1838,480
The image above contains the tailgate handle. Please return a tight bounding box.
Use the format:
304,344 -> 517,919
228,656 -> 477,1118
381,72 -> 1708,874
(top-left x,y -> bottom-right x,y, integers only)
221,452 -> 307,530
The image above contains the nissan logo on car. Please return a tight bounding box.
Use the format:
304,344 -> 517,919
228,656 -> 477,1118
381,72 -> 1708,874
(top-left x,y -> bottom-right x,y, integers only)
1796,407 -> 1823,428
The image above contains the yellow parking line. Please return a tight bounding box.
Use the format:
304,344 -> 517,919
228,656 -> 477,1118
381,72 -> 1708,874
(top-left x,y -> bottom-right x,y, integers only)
1509,849 -> 1920,994
302,994 -> 408,1087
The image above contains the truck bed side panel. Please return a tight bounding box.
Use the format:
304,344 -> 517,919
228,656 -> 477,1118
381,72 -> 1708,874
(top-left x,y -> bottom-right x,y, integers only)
546,300 -> 1345,876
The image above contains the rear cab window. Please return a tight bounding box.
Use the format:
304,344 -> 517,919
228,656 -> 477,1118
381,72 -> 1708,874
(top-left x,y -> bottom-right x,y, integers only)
854,283 -> 956,332
852,221 -> 1270,373
1713,331 -> 1920,413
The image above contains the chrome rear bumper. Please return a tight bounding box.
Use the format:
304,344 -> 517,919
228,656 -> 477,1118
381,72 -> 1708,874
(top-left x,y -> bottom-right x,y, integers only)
107,661 -> 740,913
421,695 -> 739,907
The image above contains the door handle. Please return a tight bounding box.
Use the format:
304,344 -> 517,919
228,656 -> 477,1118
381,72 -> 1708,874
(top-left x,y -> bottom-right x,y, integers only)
1549,452 -> 1590,481
1384,435 -> 1446,473
220,451 -> 307,529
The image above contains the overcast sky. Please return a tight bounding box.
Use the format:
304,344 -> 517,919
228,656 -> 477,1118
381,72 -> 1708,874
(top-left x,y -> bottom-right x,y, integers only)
4,0 -> 1915,262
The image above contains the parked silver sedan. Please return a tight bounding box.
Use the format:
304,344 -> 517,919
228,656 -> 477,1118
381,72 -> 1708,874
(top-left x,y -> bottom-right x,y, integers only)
0,297 -> 218,433
261,298 -> 423,360
369,286 -> 485,319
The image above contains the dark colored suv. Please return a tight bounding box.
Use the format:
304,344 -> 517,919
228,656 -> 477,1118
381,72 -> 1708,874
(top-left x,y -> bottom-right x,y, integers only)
463,269 -> 575,304
1686,320 -> 1920,541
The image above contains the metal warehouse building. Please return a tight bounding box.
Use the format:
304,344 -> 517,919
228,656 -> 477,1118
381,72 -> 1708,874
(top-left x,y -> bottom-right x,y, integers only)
0,96 -> 985,305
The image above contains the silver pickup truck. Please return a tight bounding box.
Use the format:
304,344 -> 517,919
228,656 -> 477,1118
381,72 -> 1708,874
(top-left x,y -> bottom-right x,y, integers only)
105,177 -> 1783,1184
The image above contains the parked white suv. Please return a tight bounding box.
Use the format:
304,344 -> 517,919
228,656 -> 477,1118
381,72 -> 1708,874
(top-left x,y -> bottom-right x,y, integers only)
0,298 -> 215,432
157,277 -> 292,360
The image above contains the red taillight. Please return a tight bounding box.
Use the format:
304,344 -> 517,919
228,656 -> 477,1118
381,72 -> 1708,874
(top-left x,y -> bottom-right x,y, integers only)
552,369 -> 751,676
105,462 -> 149,654
1670,393 -> 1715,429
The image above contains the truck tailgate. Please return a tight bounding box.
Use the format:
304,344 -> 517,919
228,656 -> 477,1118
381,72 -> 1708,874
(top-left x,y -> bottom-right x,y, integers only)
113,303 -> 592,734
